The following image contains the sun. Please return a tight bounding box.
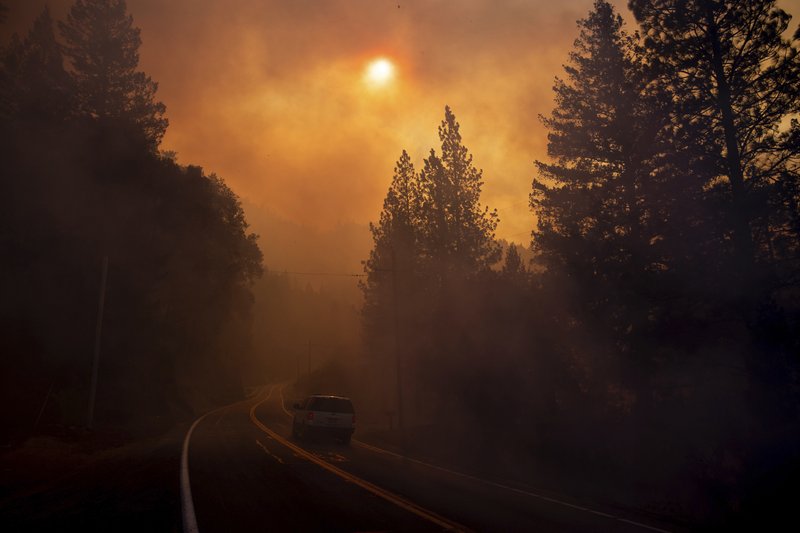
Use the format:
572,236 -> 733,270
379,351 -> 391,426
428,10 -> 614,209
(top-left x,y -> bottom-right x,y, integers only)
364,58 -> 396,87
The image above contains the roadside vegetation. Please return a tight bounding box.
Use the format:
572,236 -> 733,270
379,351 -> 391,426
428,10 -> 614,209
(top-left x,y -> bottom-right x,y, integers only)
0,0 -> 263,444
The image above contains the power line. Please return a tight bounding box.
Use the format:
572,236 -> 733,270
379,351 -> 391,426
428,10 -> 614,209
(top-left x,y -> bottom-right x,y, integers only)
499,199 -> 532,210
273,270 -> 367,278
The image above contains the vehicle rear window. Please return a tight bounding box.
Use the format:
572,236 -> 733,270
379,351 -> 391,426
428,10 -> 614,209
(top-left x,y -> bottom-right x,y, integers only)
308,397 -> 354,413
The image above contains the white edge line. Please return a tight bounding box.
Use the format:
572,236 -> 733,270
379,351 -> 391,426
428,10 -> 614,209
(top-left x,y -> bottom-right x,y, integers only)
618,518 -> 674,533
256,438 -> 286,464
352,440 -> 672,532
278,385 -> 292,417
274,387 -> 668,532
180,386 -> 276,533
353,440 -> 611,516
351,440 -> 671,532
180,411 -> 209,533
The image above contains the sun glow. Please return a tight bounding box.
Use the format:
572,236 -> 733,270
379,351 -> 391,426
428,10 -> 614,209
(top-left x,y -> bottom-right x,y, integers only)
364,58 -> 395,87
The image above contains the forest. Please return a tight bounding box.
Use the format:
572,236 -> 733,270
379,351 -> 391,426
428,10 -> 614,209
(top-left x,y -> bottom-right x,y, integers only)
0,1 -> 263,434
359,0 -> 800,525
1,0 -> 799,528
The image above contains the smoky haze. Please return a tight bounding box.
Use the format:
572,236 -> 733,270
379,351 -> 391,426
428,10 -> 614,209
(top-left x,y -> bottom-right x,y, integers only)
2,0 -> 800,531
3,0 -> 632,250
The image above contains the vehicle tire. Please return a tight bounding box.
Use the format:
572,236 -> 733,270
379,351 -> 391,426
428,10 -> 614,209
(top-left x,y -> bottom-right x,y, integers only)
291,421 -> 298,439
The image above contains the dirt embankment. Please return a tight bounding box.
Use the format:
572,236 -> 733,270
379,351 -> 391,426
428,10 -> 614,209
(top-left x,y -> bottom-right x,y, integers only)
0,425 -> 186,532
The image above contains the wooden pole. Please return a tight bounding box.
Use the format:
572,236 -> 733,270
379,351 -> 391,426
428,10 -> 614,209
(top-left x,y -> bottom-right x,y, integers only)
87,255 -> 108,429
391,246 -> 405,451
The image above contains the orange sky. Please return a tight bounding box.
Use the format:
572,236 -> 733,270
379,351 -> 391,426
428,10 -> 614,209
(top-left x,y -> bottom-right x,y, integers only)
4,0 -> 800,264
134,0 -> 596,244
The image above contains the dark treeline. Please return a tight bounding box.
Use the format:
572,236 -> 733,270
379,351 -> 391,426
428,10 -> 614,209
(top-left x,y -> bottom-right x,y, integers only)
363,0 -> 800,525
0,0 -> 262,438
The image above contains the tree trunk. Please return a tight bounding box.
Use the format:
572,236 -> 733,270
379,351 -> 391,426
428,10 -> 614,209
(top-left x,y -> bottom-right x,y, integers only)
703,1 -> 756,273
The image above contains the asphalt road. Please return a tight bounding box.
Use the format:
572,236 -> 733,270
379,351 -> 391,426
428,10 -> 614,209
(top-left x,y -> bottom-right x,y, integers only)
183,385 -> 677,532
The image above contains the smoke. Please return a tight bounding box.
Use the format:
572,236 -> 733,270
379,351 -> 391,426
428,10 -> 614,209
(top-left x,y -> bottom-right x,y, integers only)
3,0 -> 629,244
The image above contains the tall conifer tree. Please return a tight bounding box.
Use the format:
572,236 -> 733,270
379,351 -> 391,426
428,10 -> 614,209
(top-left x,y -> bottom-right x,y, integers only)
1,8 -> 72,120
361,150 -> 422,374
60,0 -> 167,147
629,0 -> 800,289
531,1 -> 669,349
418,106 -> 500,281
363,150 -> 420,314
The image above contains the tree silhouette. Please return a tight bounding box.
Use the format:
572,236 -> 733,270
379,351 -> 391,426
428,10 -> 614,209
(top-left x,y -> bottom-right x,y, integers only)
629,0 -> 800,423
0,3 -> 262,434
501,243 -> 526,279
365,149 -> 420,279
419,106 -> 500,282
364,108 -> 500,320
361,150 -> 421,362
530,1 -> 675,392
60,0 -> 167,147
629,0 -> 800,300
362,109 -> 501,424
1,8 -> 73,121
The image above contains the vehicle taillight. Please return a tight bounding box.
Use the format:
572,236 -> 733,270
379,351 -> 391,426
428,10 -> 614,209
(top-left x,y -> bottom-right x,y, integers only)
307,412 -> 314,421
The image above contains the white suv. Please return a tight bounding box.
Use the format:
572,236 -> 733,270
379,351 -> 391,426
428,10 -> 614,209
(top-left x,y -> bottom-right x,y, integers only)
292,395 -> 356,444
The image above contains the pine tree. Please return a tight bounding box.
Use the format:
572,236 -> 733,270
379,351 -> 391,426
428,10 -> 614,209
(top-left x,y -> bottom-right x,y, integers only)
368,150 -> 420,270
629,0 -> 800,291
418,106 -> 500,281
531,1 -> 668,343
362,113 -> 500,424
60,0 -> 167,147
1,8 -> 73,120
363,149 -> 420,292
361,151 -> 421,352
501,244 -> 526,279
525,1 -> 728,411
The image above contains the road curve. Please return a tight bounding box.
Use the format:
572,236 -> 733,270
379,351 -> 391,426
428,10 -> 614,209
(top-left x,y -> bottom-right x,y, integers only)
182,385 -> 678,532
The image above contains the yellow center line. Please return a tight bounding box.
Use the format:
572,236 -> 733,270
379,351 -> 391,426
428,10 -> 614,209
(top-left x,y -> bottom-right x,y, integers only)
249,394 -> 469,532
274,387 -> 666,532
351,440 -> 672,532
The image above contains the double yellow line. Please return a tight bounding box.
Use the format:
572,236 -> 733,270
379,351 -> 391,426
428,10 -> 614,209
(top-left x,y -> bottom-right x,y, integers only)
248,396 -> 468,532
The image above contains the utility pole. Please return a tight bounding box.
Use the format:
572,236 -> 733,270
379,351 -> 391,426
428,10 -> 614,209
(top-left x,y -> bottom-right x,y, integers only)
87,255 -> 108,430
390,245 -> 405,452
